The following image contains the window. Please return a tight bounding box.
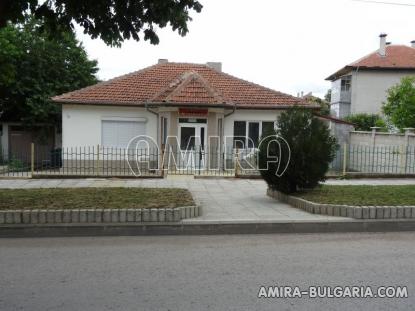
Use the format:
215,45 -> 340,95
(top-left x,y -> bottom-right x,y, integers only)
233,121 -> 276,148
233,121 -> 246,148
262,121 -> 275,136
101,120 -> 145,148
341,76 -> 351,92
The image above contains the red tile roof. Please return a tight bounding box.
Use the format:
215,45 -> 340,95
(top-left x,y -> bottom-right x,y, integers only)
326,45 -> 415,81
53,62 -> 314,109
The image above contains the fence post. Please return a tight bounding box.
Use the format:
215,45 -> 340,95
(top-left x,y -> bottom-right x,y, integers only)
160,144 -> 165,178
342,143 -> 347,176
30,142 -> 35,176
234,148 -> 240,177
96,144 -> 100,175
399,144 -> 406,174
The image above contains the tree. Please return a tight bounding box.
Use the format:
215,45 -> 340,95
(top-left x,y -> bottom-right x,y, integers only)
258,108 -> 337,194
324,89 -> 331,103
0,17 -> 98,127
0,0 -> 203,47
343,113 -> 387,131
383,76 -> 415,130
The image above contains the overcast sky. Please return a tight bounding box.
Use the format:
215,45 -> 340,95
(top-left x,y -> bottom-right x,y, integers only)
76,0 -> 415,98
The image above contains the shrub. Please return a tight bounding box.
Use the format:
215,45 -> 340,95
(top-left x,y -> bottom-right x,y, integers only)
343,113 -> 387,131
258,108 -> 337,194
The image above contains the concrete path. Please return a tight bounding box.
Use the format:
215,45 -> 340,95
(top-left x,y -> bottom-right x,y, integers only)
2,177 -> 415,223
0,177 -> 348,223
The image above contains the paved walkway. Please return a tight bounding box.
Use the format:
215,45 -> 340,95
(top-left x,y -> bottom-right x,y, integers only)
2,177 -> 415,223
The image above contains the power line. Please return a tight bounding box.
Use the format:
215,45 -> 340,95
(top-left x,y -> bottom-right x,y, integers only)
351,0 -> 415,6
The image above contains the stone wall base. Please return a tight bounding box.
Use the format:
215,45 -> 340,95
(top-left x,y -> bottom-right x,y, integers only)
267,188 -> 415,219
0,206 -> 200,225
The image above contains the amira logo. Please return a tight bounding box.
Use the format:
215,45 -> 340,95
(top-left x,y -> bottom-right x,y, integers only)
125,134 -> 291,177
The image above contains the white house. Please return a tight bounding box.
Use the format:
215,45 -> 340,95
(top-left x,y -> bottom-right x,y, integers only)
52,60 -> 318,172
326,34 -> 415,118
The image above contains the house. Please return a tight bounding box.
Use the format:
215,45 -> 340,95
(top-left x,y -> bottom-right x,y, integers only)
326,34 -> 415,118
52,60 -> 317,172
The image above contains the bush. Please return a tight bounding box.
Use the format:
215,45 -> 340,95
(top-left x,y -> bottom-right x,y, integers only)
258,108 -> 337,194
343,113 -> 387,131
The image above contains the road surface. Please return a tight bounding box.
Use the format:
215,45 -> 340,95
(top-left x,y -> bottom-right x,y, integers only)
1,232 -> 414,310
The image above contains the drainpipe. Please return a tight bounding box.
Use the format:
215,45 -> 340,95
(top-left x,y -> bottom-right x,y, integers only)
145,101 -> 160,147
224,103 -> 236,118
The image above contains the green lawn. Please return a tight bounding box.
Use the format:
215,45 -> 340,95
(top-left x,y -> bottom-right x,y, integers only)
0,188 -> 194,210
295,185 -> 415,206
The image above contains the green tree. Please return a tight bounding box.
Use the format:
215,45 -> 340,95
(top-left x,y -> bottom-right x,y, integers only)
343,113 -> 387,131
383,76 -> 415,130
0,17 -> 98,127
258,108 -> 337,194
0,0 -> 203,46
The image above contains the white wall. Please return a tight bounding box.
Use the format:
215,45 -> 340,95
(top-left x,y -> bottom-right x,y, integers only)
351,70 -> 415,115
62,104 -> 158,148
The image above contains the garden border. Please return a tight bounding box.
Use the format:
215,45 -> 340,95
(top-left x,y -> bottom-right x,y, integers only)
0,206 -> 200,225
267,188 -> 415,219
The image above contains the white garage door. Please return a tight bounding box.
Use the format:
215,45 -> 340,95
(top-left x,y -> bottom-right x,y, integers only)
101,120 -> 146,148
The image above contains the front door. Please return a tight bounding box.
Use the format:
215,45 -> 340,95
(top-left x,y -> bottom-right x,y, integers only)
178,121 -> 207,170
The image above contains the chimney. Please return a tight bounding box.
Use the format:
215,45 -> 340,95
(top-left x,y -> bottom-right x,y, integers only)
411,40 -> 415,48
158,59 -> 168,64
379,33 -> 387,56
206,62 -> 222,72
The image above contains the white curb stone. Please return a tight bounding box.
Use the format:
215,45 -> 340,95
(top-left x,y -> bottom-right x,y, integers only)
135,209 -> 142,222
361,207 -> 369,219
126,209 -> 135,222
103,210 -> 111,223
173,208 -> 180,222
119,209 -> 127,222
340,206 -> 347,217
30,210 -> 39,224
383,207 -> 391,219
180,207 -> 186,219
158,209 -> 166,222
390,206 -> 397,219
111,209 -> 119,222
404,207 -> 412,219
13,211 -> 22,224
54,210 -> 63,223
22,210 -> 31,224
95,209 -> 103,223
46,210 -> 55,223
354,207 -> 362,219
369,207 -> 376,219
376,207 -> 384,219
142,209 -> 150,222
5,211 -> 14,224
412,207 -> 415,219
71,210 -> 80,223
150,209 -> 158,222
62,210 -> 71,223
86,210 -> 95,223
0,211 -> 5,224
166,208 -> 173,222
39,210 -> 47,224
346,206 -> 354,218
79,210 -> 88,223
333,205 -> 340,217
326,205 -> 334,216
397,206 -> 404,219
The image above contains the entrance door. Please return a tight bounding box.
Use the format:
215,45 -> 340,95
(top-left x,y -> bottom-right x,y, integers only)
178,122 -> 207,170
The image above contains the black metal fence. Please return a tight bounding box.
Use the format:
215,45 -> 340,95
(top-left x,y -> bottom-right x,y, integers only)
2,143 -> 415,178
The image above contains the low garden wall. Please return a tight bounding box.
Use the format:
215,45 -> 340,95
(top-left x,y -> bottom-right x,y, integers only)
0,206 -> 200,225
267,188 -> 415,219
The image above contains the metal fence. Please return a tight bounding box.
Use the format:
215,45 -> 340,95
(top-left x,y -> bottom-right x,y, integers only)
2,143 -> 415,178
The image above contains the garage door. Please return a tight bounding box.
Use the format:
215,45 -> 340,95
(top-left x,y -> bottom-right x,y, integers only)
101,120 -> 146,148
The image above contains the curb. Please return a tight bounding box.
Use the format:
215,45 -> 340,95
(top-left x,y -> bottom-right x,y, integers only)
267,188 -> 415,220
2,219 -> 415,237
0,206 -> 200,225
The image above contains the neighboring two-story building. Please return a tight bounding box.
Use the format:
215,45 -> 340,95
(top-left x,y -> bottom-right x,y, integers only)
326,34 -> 415,118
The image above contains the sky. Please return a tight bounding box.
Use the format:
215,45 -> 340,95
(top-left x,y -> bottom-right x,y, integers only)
75,0 -> 415,98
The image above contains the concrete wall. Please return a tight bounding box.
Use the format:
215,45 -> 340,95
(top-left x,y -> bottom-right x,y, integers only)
350,70 -> 415,115
62,104 -> 158,148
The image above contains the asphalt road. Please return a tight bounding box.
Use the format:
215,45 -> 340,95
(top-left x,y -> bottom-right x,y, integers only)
1,233 -> 414,311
